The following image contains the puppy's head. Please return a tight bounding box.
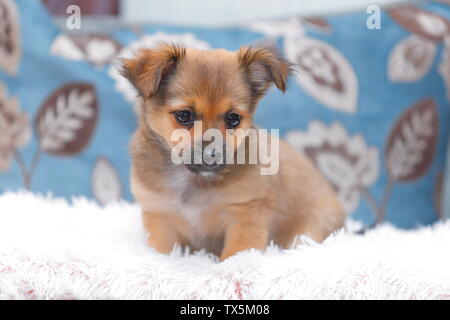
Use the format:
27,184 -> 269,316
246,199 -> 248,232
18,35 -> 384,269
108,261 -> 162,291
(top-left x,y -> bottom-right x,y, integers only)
121,43 -> 291,176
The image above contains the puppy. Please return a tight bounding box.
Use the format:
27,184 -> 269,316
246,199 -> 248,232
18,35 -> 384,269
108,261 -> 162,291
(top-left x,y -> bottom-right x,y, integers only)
121,43 -> 345,261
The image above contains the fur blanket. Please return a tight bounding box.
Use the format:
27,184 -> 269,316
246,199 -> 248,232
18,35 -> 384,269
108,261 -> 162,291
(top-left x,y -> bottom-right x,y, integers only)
0,192 -> 449,299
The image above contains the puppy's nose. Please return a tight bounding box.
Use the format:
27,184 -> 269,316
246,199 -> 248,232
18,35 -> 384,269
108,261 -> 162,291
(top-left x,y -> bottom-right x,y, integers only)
185,143 -> 226,174
203,148 -> 222,165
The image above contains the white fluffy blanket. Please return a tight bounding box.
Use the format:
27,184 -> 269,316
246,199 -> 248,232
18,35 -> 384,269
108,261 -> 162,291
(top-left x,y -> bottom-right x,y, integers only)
0,192 -> 449,300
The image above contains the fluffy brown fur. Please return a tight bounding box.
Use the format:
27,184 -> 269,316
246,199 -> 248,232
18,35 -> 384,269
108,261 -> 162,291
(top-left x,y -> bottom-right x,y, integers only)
121,43 -> 345,261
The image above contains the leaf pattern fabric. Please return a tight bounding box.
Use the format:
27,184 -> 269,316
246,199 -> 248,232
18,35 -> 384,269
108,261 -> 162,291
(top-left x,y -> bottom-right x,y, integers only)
0,83 -> 30,171
385,99 -> 438,182
91,156 -> 122,206
284,35 -> 359,114
50,34 -> 122,67
0,0 -> 449,228
36,83 -> 98,156
286,122 -> 379,213
388,35 -> 437,82
0,0 -> 21,75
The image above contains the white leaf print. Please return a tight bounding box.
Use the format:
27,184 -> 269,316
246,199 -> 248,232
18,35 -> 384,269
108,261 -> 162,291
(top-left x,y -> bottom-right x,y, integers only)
416,12 -> 448,38
284,36 -> 358,114
388,35 -> 436,82
50,34 -> 85,61
50,34 -> 121,67
316,152 -> 357,190
0,83 -> 30,171
92,157 -> 122,206
286,121 -> 379,214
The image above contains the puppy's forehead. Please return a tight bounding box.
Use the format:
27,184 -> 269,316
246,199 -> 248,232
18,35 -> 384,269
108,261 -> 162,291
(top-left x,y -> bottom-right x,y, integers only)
184,48 -> 237,68
166,48 -> 251,109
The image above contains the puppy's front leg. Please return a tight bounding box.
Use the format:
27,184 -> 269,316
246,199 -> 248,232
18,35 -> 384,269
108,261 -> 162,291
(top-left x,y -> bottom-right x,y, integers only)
142,211 -> 179,254
220,206 -> 269,261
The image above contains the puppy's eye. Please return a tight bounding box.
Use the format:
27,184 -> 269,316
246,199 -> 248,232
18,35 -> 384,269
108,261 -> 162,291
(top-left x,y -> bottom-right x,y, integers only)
225,112 -> 241,129
175,110 -> 194,126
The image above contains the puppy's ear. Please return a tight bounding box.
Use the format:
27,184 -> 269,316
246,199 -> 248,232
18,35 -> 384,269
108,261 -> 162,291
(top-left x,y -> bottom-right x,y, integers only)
237,46 -> 292,99
120,43 -> 185,99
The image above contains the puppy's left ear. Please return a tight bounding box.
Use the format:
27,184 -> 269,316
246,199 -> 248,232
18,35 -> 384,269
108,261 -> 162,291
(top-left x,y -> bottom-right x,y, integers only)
237,46 -> 292,100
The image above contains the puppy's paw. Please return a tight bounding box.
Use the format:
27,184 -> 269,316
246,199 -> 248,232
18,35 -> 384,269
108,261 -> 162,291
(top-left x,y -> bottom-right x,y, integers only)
147,236 -> 174,254
219,252 -> 232,262
219,249 -> 242,262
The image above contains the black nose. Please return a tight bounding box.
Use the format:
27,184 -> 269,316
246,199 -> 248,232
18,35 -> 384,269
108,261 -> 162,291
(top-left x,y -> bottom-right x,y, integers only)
185,142 -> 226,174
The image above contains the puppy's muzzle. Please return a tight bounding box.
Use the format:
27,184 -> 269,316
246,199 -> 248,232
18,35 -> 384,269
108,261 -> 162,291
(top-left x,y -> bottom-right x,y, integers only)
186,162 -> 225,173
185,144 -> 226,174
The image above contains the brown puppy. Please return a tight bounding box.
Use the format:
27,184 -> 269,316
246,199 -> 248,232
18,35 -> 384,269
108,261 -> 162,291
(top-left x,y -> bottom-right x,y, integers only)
121,43 -> 345,261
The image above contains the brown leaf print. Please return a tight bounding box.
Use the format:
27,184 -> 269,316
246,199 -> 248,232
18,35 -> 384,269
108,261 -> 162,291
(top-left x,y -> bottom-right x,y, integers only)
302,17 -> 331,32
35,83 -> 98,156
285,37 -> 358,113
388,34 -> 437,82
50,34 -> 122,67
388,6 -> 450,42
0,0 -> 21,75
386,98 -> 438,182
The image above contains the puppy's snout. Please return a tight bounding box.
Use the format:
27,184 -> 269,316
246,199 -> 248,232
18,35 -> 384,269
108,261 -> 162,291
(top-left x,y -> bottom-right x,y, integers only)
203,148 -> 222,165
186,162 -> 225,174
185,142 -> 226,174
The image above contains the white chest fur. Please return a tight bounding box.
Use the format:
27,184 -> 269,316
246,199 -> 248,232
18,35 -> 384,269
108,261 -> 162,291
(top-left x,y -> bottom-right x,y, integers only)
132,169 -> 216,234
166,170 -> 216,230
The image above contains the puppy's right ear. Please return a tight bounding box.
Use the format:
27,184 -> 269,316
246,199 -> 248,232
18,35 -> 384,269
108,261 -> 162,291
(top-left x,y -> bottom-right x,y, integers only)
120,43 -> 185,99
237,46 -> 292,100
